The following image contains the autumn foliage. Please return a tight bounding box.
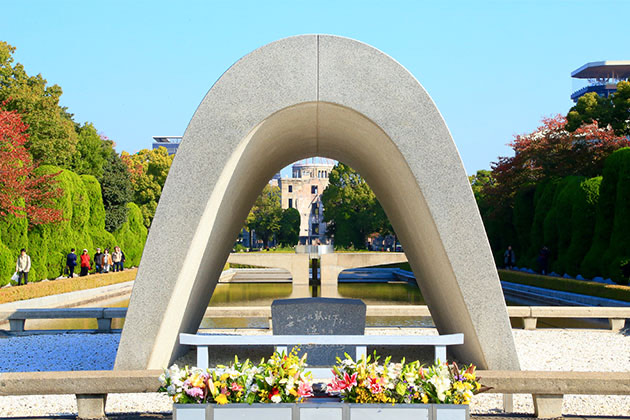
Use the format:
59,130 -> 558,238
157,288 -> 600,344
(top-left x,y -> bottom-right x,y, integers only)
0,105 -> 62,225
487,115 -> 629,207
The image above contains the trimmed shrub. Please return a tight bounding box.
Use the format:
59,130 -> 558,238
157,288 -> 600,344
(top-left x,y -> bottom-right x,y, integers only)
604,149 -> 630,284
512,186 -> 535,263
82,174 -> 116,251
27,166 -> 94,280
548,177 -> 577,273
527,180 -> 559,267
0,241 -> 15,286
0,212 -> 28,285
113,202 -> 147,267
563,177 -> 600,276
582,148 -> 630,282
0,167 -> 147,283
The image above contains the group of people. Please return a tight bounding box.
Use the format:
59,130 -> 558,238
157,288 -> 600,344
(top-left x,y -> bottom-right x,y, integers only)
65,247 -> 126,278
13,246 -> 128,285
504,245 -> 551,274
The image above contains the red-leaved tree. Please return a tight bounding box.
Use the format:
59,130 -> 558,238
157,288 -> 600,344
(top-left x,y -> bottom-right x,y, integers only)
487,115 -> 630,206
0,105 -> 62,225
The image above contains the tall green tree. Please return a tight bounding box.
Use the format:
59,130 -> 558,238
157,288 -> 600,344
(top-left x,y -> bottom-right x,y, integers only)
0,41 -> 78,167
71,123 -> 114,179
277,207 -> 300,246
321,162 -> 389,249
100,152 -> 133,232
246,184 -> 282,248
567,82 -> 630,135
122,147 -> 174,228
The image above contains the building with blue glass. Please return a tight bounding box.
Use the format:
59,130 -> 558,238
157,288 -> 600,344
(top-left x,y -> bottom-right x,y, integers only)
152,136 -> 182,155
571,61 -> 630,103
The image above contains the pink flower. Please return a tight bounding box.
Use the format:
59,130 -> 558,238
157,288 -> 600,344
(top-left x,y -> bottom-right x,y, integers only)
230,382 -> 243,392
367,377 -> 383,394
297,381 -> 313,398
185,387 -> 204,398
344,372 -> 358,389
326,376 -> 347,393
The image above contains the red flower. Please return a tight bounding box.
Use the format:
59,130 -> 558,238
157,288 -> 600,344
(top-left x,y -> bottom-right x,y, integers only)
343,372 -> 358,389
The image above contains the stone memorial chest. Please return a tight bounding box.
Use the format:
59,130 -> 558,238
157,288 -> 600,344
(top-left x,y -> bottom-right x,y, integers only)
271,297 -> 366,366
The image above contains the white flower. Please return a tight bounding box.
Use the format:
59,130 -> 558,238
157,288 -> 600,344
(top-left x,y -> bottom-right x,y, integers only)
342,359 -> 355,368
166,385 -> 176,395
265,375 -> 275,386
250,383 -> 260,393
429,375 -> 451,402
271,394 -> 282,403
404,372 -> 417,383
285,377 -> 295,395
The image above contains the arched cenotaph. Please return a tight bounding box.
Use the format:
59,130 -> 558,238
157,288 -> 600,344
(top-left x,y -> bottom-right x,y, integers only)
115,35 -> 521,374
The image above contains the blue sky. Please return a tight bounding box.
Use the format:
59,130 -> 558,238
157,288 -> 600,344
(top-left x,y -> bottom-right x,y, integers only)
2,0 -> 628,174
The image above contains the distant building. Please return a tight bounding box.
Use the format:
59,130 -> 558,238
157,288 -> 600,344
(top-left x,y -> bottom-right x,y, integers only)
280,159 -> 335,245
152,136 -> 182,155
571,61 -> 630,103
269,172 -> 281,187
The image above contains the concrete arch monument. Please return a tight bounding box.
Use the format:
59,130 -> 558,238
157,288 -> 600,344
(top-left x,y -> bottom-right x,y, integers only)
115,35 -> 520,373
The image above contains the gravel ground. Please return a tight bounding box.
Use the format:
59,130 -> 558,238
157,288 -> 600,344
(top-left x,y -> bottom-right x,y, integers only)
0,328 -> 629,417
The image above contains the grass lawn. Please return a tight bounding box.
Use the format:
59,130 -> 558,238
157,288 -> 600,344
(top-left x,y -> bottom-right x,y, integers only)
0,268 -> 137,305
378,262 -> 630,303
498,269 -> 630,303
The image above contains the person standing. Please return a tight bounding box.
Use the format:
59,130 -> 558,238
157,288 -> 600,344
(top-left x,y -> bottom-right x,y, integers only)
94,248 -> 103,274
503,246 -> 516,270
66,248 -> 78,278
538,246 -> 550,275
79,249 -> 91,277
112,246 -> 123,272
15,249 -> 31,286
102,248 -> 113,273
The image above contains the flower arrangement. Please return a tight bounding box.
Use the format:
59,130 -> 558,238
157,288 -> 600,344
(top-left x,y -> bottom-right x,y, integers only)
158,347 -> 314,404
326,354 -> 487,404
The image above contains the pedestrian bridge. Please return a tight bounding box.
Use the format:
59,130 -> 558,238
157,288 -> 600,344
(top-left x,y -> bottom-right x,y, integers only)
226,252 -> 408,297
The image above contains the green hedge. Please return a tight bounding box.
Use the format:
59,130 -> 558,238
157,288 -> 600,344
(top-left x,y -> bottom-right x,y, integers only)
82,174 -> 116,250
27,166 -> 94,281
499,269 -> 630,303
582,148 -> 630,283
525,180 -> 559,267
563,176 -> 600,276
0,212 -> 28,283
512,186 -> 535,262
0,167 -> 147,286
604,148 -> 630,284
113,202 -> 147,267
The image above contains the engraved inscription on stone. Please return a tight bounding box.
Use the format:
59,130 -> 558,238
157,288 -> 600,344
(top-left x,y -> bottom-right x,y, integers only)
271,297 -> 366,366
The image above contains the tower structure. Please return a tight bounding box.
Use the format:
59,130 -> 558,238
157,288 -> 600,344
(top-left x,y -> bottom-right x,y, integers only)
279,158 -> 335,245
571,61 -> 630,103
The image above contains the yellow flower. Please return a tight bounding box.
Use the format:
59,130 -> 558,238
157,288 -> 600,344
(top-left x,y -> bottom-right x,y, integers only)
215,394 -> 228,405
289,389 -> 298,397
190,374 -> 205,388
421,394 -> 429,404
220,373 -> 229,382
